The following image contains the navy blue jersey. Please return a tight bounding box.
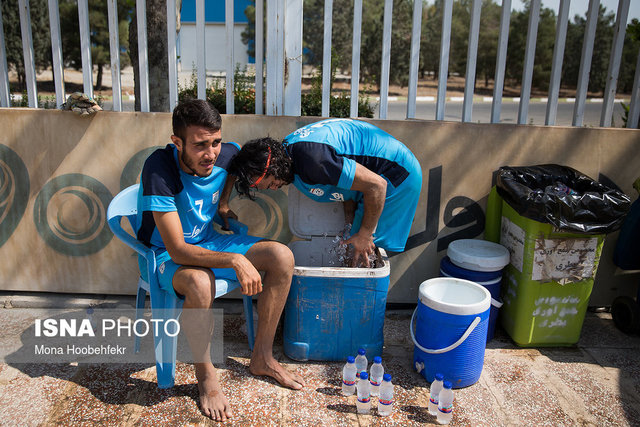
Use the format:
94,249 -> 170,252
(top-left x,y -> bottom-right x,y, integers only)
136,142 -> 240,248
284,119 -> 422,251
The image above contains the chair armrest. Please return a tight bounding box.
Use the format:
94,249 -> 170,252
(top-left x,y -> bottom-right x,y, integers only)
213,214 -> 248,235
108,217 -> 156,260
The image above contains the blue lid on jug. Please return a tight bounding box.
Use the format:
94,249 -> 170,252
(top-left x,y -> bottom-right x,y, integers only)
447,239 -> 510,272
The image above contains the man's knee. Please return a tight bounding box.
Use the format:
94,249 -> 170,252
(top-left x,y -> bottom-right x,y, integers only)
173,267 -> 216,306
269,243 -> 295,273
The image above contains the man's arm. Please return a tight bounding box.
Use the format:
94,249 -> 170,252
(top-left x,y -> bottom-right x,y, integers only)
343,163 -> 387,267
153,211 -> 262,295
217,175 -> 238,230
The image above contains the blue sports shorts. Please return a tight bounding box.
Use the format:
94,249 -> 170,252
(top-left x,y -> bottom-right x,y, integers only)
139,232 -> 263,298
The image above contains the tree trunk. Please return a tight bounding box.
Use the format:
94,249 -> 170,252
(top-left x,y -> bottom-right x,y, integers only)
129,0 -> 176,112
95,65 -> 103,91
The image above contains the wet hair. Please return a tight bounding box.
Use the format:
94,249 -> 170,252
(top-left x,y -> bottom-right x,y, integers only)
172,98 -> 222,141
230,137 -> 294,199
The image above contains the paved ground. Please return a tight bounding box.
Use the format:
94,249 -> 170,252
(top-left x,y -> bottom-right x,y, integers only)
0,292 -> 639,426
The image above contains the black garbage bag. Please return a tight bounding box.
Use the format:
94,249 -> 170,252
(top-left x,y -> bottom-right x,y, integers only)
496,164 -> 631,234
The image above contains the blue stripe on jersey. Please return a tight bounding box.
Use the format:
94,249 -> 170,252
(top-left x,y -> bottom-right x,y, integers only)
338,157 -> 356,189
142,194 -> 176,212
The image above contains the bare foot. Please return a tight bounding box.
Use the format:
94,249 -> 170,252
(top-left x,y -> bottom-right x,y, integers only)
249,355 -> 306,390
196,365 -> 233,422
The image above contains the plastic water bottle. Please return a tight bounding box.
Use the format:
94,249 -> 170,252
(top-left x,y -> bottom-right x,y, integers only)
356,372 -> 371,414
428,373 -> 444,415
342,356 -> 357,396
369,356 -> 384,396
377,374 -> 394,416
355,348 -> 367,378
437,381 -> 454,424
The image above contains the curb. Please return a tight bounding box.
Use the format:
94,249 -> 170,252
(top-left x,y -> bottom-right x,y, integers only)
373,96 -> 629,104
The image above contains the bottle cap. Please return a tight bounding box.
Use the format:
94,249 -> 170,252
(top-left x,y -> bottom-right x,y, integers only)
360,372 -> 368,380
383,373 -> 392,382
347,356 -> 355,363
373,356 -> 382,364
443,381 -> 452,389
358,348 -> 366,355
435,373 -> 444,381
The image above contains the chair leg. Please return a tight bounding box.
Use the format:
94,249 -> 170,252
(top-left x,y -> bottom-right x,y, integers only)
243,295 -> 255,350
134,280 -> 147,354
150,290 -> 179,389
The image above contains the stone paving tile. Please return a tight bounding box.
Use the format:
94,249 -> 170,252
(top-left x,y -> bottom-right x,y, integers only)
482,353 -> 577,426
0,364 -> 77,426
538,353 -> 637,427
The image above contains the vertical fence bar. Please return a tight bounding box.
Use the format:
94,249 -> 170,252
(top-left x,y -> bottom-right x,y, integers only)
600,0 -> 629,127
266,0 -> 276,115
0,7 -> 10,107
573,0 -> 599,127
18,0 -> 37,107
276,0 -> 285,114
491,0 -> 511,123
628,48 -> 640,128
517,0 -> 540,125
196,0 -> 206,100
255,0 -> 264,114
378,0 -> 393,119
226,0 -> 235,113
321,0 -> 333,117
435,0 -> 453,121
107,0 -> 122,111
284,0 -> 302,116
48,0 -> 65,107
350,0 -> 363,118
136,0 -> 150,112
167,0 -> 178,110
406,0 -> 422,119
462,0 -> 482,122
78,0 -> 93,98
545,0 -> 570,126
266,0 -> 284,115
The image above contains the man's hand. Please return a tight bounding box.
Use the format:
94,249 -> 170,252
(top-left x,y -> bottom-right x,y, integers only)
343,231 -> 375,268
232,254 -> 263,296
217,204 -> 238,230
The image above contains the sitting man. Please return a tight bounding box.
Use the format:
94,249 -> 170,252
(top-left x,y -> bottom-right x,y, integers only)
137,99 -> 304,421
230,118 -> 422,267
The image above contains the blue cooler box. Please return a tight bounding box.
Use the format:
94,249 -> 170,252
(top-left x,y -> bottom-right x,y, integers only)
283,187 -> 390,361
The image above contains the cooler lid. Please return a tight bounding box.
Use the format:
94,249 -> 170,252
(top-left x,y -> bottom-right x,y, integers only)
447,239 -> 510,272
288,186 -> 346,239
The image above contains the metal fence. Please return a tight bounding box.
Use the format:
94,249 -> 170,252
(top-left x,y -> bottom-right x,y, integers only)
1,0 -> 639,128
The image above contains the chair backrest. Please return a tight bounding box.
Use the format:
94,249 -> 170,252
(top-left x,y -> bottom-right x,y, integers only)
107,184 -> 151,258
107,184 -> 139,227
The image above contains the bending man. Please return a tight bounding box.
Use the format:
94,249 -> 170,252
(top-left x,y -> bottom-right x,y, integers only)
230,118 -> 422,266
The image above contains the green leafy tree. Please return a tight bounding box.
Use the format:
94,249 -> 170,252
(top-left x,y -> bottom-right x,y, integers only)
358,0 -> 414,89
562,5 -> 615,94
477,0 -> 501,88
59,0 -> 134,91
618,19 -> 640,94
1,0 -> 52,90
505,2 -> 557,91
420,1 -> 441,79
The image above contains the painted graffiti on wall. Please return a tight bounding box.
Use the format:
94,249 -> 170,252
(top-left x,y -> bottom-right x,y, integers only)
0,144 -> 290,257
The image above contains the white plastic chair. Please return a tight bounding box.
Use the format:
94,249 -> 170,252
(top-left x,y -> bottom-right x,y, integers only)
107,184 -> 255,388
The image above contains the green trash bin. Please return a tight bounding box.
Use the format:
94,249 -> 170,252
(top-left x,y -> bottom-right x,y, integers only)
485,165 -> 630,347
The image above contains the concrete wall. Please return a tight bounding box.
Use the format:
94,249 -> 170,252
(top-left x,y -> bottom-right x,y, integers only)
0,109 -> 638,305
